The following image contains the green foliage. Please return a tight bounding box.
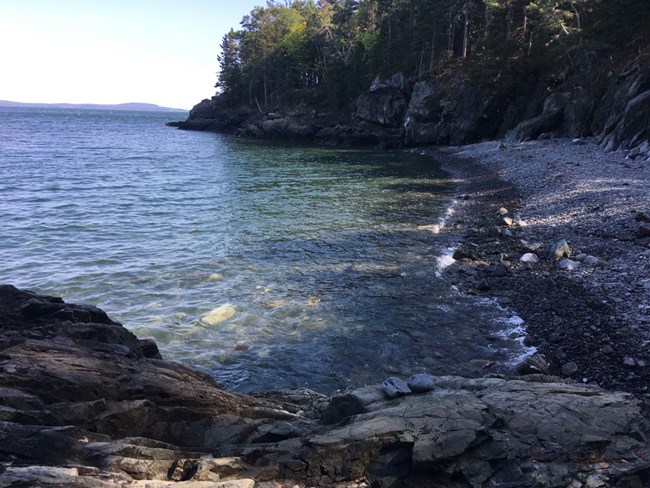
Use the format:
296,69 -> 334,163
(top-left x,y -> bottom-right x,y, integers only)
213,0 -> 647,110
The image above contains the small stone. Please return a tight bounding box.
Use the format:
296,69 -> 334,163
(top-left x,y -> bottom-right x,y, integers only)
418,224 -> 441,234
623,357 -> 636,368
575,253 -> 588,262
584,256 -> 607,267
498,207 -> 509,216
503,216 -> 513,226
551,239 -> 572,260
502,228 -> 513,237
558,259 -> 580,271
516,353 -> 550,375
638,360 -> 646,368
520,253 -> 539,264
520,240 -> 543,252
407,374 -> 435,393
585,473 -> 606,488
475,279 -> 490,291
513,214 -> 527,226
382,377 -> 411,398
601,345 -> 614,355
561,361 -> 578,376
234,342 -> 251,351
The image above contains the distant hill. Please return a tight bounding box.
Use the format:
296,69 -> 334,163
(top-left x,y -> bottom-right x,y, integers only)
0,100 -> 187,112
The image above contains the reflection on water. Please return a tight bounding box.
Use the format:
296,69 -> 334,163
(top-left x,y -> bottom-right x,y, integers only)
0,108 -> 530,394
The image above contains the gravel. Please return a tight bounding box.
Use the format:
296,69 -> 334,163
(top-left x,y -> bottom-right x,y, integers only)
426,137 -> 650,398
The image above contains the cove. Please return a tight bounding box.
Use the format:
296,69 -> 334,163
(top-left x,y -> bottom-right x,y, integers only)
0,107 -> 529,393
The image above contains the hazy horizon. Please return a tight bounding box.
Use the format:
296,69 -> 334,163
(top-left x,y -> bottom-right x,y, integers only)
0,0 -> 263,110
0,99 -> 188,111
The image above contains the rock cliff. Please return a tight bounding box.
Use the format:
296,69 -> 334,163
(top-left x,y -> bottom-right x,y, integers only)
170,60 -> 650,159
1,284 -> 649,487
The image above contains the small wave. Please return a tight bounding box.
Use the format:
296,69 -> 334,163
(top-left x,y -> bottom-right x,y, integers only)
493,312 -> 537,366
435,248 -> 456,276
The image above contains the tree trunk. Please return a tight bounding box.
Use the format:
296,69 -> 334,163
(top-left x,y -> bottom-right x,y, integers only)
462,9 -> 469,59
429,19 -> 436,72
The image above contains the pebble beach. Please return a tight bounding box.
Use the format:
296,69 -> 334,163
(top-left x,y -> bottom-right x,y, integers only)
432,137 -> 650,398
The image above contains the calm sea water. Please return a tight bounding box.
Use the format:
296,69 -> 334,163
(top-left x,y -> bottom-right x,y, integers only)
0,106 -> 531,393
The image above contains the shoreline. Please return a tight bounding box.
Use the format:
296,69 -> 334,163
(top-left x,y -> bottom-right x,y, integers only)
2,137 -> 650,485
429,137 -> 650,398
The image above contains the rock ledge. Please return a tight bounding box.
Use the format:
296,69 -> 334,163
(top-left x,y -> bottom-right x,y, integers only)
1,284 -> 649,487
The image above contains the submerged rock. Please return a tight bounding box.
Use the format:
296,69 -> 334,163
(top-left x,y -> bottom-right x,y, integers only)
201,303 -> 237,325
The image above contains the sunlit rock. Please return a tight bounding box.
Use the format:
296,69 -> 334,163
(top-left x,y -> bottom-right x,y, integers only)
202,304 -> 237,325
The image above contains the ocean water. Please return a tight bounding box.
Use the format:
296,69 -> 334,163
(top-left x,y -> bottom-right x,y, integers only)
0,106 -> 531,393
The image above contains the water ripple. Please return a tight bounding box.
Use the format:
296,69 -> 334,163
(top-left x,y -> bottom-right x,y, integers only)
0,107 -> 530,394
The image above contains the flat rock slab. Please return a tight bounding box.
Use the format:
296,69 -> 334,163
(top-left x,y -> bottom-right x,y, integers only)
1,285 -> 649,487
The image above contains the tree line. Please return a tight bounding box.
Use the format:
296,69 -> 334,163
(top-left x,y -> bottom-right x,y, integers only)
216,0 -> 649,110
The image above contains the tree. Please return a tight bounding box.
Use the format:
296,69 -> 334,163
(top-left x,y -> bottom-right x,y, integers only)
216,29 -> 243,103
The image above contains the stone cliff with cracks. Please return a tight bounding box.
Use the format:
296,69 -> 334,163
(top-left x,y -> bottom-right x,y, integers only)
172,59 -> 650,160
1,284 -> 650,487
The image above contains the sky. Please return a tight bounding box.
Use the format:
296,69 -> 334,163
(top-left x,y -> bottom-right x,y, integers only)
0,0 -> 264,110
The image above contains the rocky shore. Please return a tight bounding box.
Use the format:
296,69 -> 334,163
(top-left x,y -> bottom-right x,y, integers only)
432,137 -> 650,399
2,139 -> 650,487
1,283 -> 650,487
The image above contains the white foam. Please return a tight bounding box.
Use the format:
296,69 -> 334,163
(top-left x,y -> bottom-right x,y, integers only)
493,313 -> 537,365
435,247 -> 456,277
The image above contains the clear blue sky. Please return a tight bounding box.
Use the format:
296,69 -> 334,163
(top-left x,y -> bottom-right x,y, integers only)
0,0 -> 263,109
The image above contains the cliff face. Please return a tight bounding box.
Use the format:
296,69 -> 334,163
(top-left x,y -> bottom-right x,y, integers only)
172,59 -> 650,159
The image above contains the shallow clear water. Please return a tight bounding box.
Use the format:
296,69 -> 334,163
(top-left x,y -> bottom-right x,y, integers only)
0,107 -> 530,393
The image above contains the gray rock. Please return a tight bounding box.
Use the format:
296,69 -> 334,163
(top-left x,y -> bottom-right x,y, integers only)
584,255 -> 608,267
561,361 -> 579,376
558,259 -> 580,271
502,216 -> 513,226
513,214 -> 527,226
601,345 -> 614,355
475,279 -> 491,291
356,93 -> 407,127
498,207 -> 509,216
505,93 -> 569,142
551,239 -> 572,260
381,377 -> 412,398
369,72 -> 408,93
516,353 -> 550,375
520,240 -> 543,252
520,253 -> 540,264
623,357 -> 636,368
407,374 -> 436,393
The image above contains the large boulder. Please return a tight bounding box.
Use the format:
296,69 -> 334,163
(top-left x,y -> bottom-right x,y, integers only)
404,80 -> 437,144
505,92 -> 570,142
591,61 -> 650,158
404,77 -> 513,146
355,73 -> 410,127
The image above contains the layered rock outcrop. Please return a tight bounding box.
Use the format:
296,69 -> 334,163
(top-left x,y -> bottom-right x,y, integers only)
171,60 -> 650,159
1,284 -> 650,487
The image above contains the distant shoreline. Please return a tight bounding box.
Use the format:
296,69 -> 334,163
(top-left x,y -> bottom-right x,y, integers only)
0,100 -> 187,113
